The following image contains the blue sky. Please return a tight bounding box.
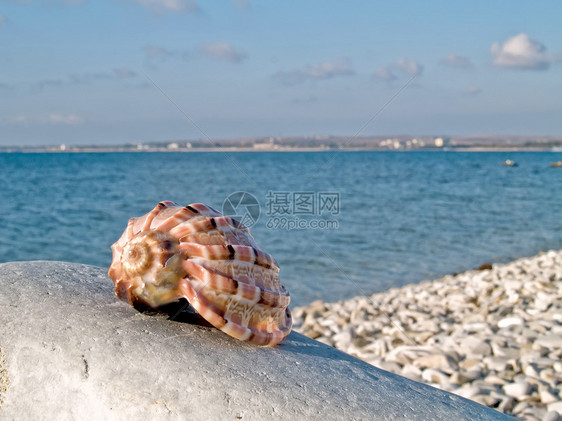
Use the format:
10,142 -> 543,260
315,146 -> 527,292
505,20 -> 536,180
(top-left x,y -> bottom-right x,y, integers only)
1,1 -> 561,145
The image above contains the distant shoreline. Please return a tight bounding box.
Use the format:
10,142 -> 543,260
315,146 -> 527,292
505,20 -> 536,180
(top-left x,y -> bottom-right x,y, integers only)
2,135 -> 562,154
2,146 -> 562,154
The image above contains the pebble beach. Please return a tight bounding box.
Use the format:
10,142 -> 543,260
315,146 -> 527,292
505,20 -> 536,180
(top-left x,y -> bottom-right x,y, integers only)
293,250 -> 562,421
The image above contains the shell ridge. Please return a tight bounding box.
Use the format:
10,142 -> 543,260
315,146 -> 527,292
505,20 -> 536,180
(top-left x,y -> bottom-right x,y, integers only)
182,257 -> 290,308
153,207 -> 200,233
142,201 -> 170,231
178,243 -> 278,270
180,278 -> 290,346
169,216 -> 228,239
186,203 -> 226,218
181,259 -> 260,302
180,254 -> 282,289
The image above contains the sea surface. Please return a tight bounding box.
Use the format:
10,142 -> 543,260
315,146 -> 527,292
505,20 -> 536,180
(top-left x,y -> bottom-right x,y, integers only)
1,151 -> 560,307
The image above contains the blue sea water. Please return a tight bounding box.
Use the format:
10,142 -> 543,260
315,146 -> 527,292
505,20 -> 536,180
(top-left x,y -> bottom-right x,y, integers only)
0,151 -> 560,307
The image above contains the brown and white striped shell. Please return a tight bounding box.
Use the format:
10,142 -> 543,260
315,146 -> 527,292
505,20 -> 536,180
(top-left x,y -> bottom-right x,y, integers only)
108,201 -> 292,346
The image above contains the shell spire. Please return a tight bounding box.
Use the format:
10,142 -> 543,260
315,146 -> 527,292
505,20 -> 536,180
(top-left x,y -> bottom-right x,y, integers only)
108,201 -> 292,346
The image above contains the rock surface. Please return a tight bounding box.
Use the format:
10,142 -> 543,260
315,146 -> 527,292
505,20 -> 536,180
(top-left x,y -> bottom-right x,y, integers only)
294,250 -> 562,421
0,261 -> 509,420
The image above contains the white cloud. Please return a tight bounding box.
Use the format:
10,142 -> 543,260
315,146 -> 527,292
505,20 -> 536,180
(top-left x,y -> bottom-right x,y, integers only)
491,33 -> 557,70
373,58 -> 423,83
396,58 -> 423,76
465,86 -> 482,96
439,53 -> 473,69
372,67 -> 397,82
47,113 -> 84,125
199,42 -> 247,62
273,58 -> 353,86
136,0 -> 198,12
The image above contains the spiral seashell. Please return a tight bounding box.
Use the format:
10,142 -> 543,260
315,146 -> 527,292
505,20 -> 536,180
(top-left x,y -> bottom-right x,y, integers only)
108,201 -> 292,346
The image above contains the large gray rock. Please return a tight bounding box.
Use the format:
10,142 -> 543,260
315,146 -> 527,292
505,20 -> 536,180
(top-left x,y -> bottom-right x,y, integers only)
0,261 -> 510,420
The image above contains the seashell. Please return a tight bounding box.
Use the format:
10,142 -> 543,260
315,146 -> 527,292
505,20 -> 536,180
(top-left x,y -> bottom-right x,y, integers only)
108,201 -> 292,346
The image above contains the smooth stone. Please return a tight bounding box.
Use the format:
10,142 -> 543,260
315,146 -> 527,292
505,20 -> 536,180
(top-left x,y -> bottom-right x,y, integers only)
484,357 -> 511,372
292,307 -> 305,320
521,350 -> 548,364
523,376 -> 550,389
455,386 -> 485,400
332,328 -> 353,347
497,316 -> 524,328
535,335 -> 562,350
503,381 -> 532,398
314,336 -> 333,346
460,337 -> 492,357
421,369 -> 450,386
375,361 -> 403,374
491,344 -> 519,359
539,389 -> 559,404
449,372 -> 469,385
308,300 -> 326,311
459,359 -> 482,371
512,401 -> 531,414
471,381 -> 502,394
462,368 -> 484,381
547,402 -> 562,414
524,364 -> 540,378
473,395 -> 501,407
532,358 -> 559,369
543,411 -> 561,421
414,354 -> 457,371
522,410 -> 545,421
0,261 -> 512,421
463,322 -> 490,333
361,339 -> 387,357
497,397 -> 514,413
401,364 -> 422,379
484,375 -> 507,386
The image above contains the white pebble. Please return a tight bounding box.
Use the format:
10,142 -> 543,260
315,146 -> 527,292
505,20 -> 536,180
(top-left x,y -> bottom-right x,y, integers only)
293,249 -> 562,417
547,401 -> 562,414
497,316 -> 524,328
503,381 -> 532,398
536,335 -> 562,349
543,411 -> 561,421
540,388 -> 559,404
